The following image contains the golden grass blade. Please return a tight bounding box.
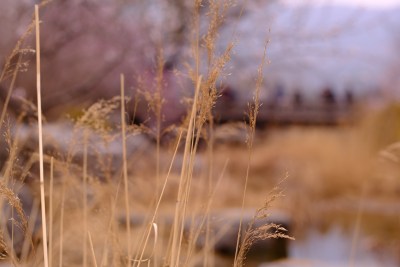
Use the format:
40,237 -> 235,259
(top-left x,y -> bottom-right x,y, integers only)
170,76 -> 202,267
135,131 -> 183,267
0,182 -> 25,265
133,223 -> 158,267
59,177 -> 66,267
83,132 -> 88,267
100,180 -> 122,267
233,40 -> 268,267
349,184 -> 367,267
184,159 -> 229,267
49,157 -> 54,267
35,5 -> 49,267
20,200 -> 40,261
0,52 -> 22,133
88,231 -> 99,267
120,73 -> 132,266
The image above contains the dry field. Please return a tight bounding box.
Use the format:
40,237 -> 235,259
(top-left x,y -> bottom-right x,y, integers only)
1,1 -> 400,267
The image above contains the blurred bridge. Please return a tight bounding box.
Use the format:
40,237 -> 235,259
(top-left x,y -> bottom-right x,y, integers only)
214,85 -> 356,126
214,98 -> 355,126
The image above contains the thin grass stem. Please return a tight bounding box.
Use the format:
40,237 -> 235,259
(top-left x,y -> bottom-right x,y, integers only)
35,5 -> 49,267
233,41 -> 268,267
135,131 -> 183,266
88,231 -> 99,267
58,174 -> 66,267
120,73 -> 132,266
83,132 -> 89,267
49,157 -> 54,267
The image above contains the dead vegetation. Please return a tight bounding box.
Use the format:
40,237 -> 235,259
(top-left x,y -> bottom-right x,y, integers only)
0,1 -> 296,267
2,1 -> 400,267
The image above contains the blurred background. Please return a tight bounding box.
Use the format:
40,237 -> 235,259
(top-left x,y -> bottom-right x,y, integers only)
1,0 -> 400,266
1,0 -> 400,122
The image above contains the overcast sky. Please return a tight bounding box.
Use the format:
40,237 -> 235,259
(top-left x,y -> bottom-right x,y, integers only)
283,0 -> 400,9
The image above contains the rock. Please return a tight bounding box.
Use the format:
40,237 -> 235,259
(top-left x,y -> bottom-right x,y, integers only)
198,209 -> 290,258
118,208 -> 292,262
195,208 -> 291,261
10,122 -> 152,179
17,122 -> 150,156
213,123 -> 248,145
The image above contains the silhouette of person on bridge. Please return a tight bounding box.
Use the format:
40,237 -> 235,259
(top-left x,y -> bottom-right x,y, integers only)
321,87 -> 336,106
293,89 -> 303,108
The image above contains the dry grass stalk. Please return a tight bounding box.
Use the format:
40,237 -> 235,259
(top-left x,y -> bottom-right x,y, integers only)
88,231 -> 99,267
168,2 -> 238,265
58,173 -> 66,267
0,2 -> 295,267
0,49 -> 31,133
133,223 -> 158,267
35,5 -> 49,267
2,121 -> 23,186
0,0 -> 50,130
134,131 -> 183,267
100,180 -> 121,267
0,52 -> 23,133
0,23 -> 34,84
0,182 -> 29,236
233,41 -> 269,267
135,50 -> 166,191
201,2 -> 233,264
49,157 -> 54,267
154,52 -> 165,192
169,76 -> 202,267
0,231 -> 7,260
20,199 -> 39,262
83,132 -> 89,267
235,183 -> 294,266
74,96 -> 120,135
120,74 -> 132,266
0,181 -> 30,266
183,159 -> 229,267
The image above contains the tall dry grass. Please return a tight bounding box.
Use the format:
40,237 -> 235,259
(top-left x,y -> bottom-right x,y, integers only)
0,1 -> 294,267
34,5 -> 49,267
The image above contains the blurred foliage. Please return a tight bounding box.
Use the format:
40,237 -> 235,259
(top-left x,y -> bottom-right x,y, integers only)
361,103 -> 400,152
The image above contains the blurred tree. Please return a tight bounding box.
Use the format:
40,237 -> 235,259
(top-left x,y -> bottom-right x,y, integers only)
0,0 -> 193,120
